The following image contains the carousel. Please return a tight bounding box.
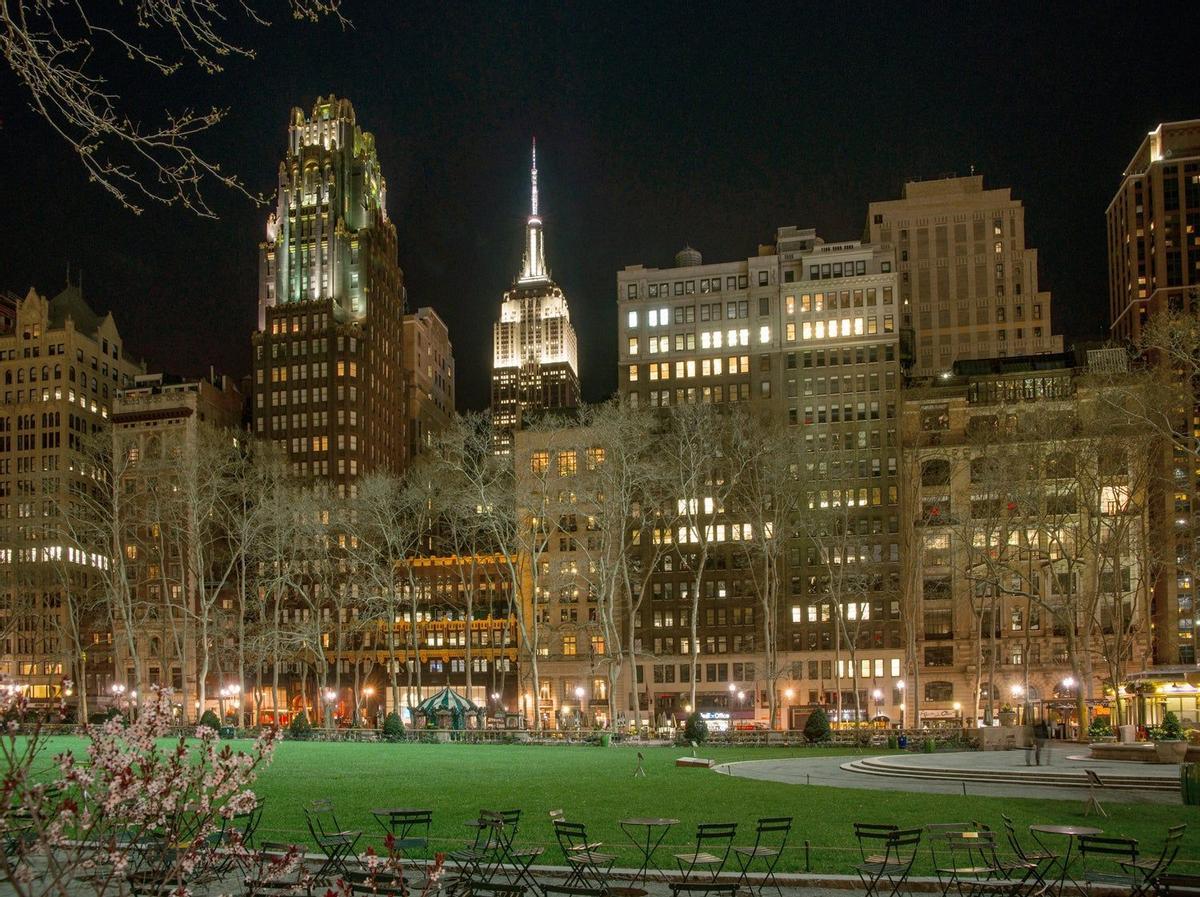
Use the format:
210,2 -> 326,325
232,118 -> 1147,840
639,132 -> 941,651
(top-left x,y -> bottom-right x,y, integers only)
412,687 -> 486,730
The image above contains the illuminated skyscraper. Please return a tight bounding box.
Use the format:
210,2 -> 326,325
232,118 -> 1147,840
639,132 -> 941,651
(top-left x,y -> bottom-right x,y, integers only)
491,141 -> 579,453
251,96 -> 406,487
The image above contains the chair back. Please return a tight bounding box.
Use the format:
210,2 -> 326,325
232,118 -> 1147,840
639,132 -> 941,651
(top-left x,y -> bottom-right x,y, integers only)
885,829 -> 923,866
853,823 -> 898,861
945,831 -> 1002,870
696,822 -> 737,849
554,819 -> 591,855
306,798 -> 343,840
228,800 -> 264,849
999,814 -> 1026,859
1145,826 -> 1187,879
1080,834 -> 1139,880
750,817 -> 792,853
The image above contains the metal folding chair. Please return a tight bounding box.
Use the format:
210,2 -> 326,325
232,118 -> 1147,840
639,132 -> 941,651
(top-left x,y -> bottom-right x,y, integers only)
1121,825 -> 1187,897
854,827 -> 922,897
553,818 -> 615,890
733,817 -> 792,897
673,822 -> 737,885
304,798 -> 363,880
1000,815 -> 1058,895
1079,834 -> 1141,896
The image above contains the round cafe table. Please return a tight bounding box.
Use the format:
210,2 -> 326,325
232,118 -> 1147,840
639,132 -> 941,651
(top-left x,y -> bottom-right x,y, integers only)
619,817 -> 679,886
1029,824 -> 1103,896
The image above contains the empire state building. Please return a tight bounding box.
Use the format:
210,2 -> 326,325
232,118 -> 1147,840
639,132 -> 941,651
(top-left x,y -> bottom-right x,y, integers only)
490,141 -> 580,454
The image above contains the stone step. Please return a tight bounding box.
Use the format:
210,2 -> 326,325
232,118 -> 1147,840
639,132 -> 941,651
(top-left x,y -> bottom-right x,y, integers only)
841,758 -> 1177,791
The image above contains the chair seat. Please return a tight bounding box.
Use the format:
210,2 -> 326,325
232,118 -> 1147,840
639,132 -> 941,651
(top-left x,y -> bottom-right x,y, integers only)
566,842 -> 605,853
1025,850 -> 1058,862
856,861 -> 905,875
1084,872 -> 1142,886
569,850 -> 616,864
319,831 -> 360,845
395,837 -> 428,849
734,846 -> 781,858
674,852 -> 724,865
510,847 -> 545,860
937,866 -> 999,876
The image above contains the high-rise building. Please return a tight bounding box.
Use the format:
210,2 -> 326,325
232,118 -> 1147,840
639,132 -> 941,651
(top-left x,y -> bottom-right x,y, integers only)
617,230 -> 906,729
866,176 -> 1063,377
402,307 -> 455,459
1107,120 -> 1200,344
900,351 -> 1157,730
110,371 -> 244,718
252,96 -> 406,488
491,142 -> 579,454
1106,120 -> 1200,665
0,284 -> 143,711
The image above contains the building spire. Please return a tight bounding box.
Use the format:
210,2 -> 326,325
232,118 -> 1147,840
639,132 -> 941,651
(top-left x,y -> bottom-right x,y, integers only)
531,137 -> 538,218
518,137 -> 548,283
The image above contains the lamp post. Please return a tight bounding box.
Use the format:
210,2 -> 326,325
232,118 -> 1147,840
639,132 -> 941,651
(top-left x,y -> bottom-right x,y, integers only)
324,689 -> 337,729
362,686 -> 375,728
953,701 -> 963,726
872,689 -> 883,723
897,680 -> 906,729
1011,683 -> 1025,725
574,686 -> 586,729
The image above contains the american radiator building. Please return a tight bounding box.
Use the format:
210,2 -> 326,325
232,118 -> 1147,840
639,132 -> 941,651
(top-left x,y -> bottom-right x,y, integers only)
252,96 -> 407,488
491,142 -> 580,454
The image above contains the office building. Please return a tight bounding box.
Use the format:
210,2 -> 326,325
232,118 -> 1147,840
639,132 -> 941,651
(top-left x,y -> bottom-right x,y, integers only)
491,142 -> 580,454
866,176 -> 1063,377
251,95 -> 407,489
617,229 -> 905,728
403,307 -> 455,459
0,284 -> 142,711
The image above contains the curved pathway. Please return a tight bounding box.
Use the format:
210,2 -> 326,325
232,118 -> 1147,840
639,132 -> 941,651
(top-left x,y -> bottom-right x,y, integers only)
713,744 -> 1179,804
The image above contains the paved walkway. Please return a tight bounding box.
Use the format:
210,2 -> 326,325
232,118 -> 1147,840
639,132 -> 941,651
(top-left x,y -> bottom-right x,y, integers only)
714,744 -> 1180,803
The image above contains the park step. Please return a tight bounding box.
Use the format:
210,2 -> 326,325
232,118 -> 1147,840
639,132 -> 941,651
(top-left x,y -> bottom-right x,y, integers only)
840,757 -> 1177,792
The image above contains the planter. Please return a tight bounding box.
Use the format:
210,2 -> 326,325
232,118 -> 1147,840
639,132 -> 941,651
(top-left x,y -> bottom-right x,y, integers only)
999,711 -> 1017,728
1154,740 -> 1188,764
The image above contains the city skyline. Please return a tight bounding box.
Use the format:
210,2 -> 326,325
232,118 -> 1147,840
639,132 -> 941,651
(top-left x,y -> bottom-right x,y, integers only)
1,6 -> 1198,409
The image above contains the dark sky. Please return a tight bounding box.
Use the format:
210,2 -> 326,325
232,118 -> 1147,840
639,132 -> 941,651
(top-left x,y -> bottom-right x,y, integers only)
2,4 -> 1198,410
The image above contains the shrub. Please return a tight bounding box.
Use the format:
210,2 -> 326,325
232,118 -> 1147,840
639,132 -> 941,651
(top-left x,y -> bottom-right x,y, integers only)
1151,711 -> 1184,741
288,711 -> 313,740
381,712 -> 404,742
198,709 -> 221,731
683,711 -> 709,745
1088,716 -> 1112,737
803,707 -> 831,744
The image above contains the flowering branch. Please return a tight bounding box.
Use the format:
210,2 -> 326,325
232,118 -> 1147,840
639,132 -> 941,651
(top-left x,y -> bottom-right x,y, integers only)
0,1 -> 346,217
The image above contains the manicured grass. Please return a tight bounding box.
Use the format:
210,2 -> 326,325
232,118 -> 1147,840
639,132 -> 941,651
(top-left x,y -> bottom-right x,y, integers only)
32,738 -> 1198,874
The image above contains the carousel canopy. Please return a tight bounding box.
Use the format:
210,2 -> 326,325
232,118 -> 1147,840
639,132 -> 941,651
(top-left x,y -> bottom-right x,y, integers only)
416,687 -> 481,715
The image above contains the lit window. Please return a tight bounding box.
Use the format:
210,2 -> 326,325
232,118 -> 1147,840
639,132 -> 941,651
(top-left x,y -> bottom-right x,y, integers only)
627,311 -> 638,328
628,337 -> 639,355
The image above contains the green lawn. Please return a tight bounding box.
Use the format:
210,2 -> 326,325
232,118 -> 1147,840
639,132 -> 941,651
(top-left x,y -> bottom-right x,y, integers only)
31,738 -> 1198,875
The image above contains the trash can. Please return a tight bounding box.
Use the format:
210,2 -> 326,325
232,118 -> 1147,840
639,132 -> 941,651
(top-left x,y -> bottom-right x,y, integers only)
1182,763 -> 1200,806
600,733 -> 611,747
219,726 -> 236,740
897,735 -> 908,749
1118,724 -> 1137,744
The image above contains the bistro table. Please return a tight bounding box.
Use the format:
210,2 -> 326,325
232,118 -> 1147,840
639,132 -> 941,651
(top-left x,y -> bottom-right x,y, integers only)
1029,824 -> 1104,897
619,817 -> 680,887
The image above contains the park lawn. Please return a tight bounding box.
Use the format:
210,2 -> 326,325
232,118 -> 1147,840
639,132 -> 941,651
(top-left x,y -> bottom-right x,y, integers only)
32,738 -> 1198,875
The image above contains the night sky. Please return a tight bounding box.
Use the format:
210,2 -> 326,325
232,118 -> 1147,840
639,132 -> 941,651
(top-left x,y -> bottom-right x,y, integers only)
1,4 -> 1198,410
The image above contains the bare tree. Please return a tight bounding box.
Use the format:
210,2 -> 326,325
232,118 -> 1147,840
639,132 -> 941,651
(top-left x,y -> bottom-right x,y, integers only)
727,413 -> 805,729
0,1 -> 344,215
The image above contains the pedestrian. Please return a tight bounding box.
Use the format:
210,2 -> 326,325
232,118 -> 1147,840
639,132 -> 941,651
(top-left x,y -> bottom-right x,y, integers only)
1034,720 -> 1049,766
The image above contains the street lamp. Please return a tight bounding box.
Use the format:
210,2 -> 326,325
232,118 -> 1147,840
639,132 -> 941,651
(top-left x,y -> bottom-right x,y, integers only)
872,689 -> 883,722
324,689 -> 337,728
362,686 -> 375,728
896,680 -> 906,728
